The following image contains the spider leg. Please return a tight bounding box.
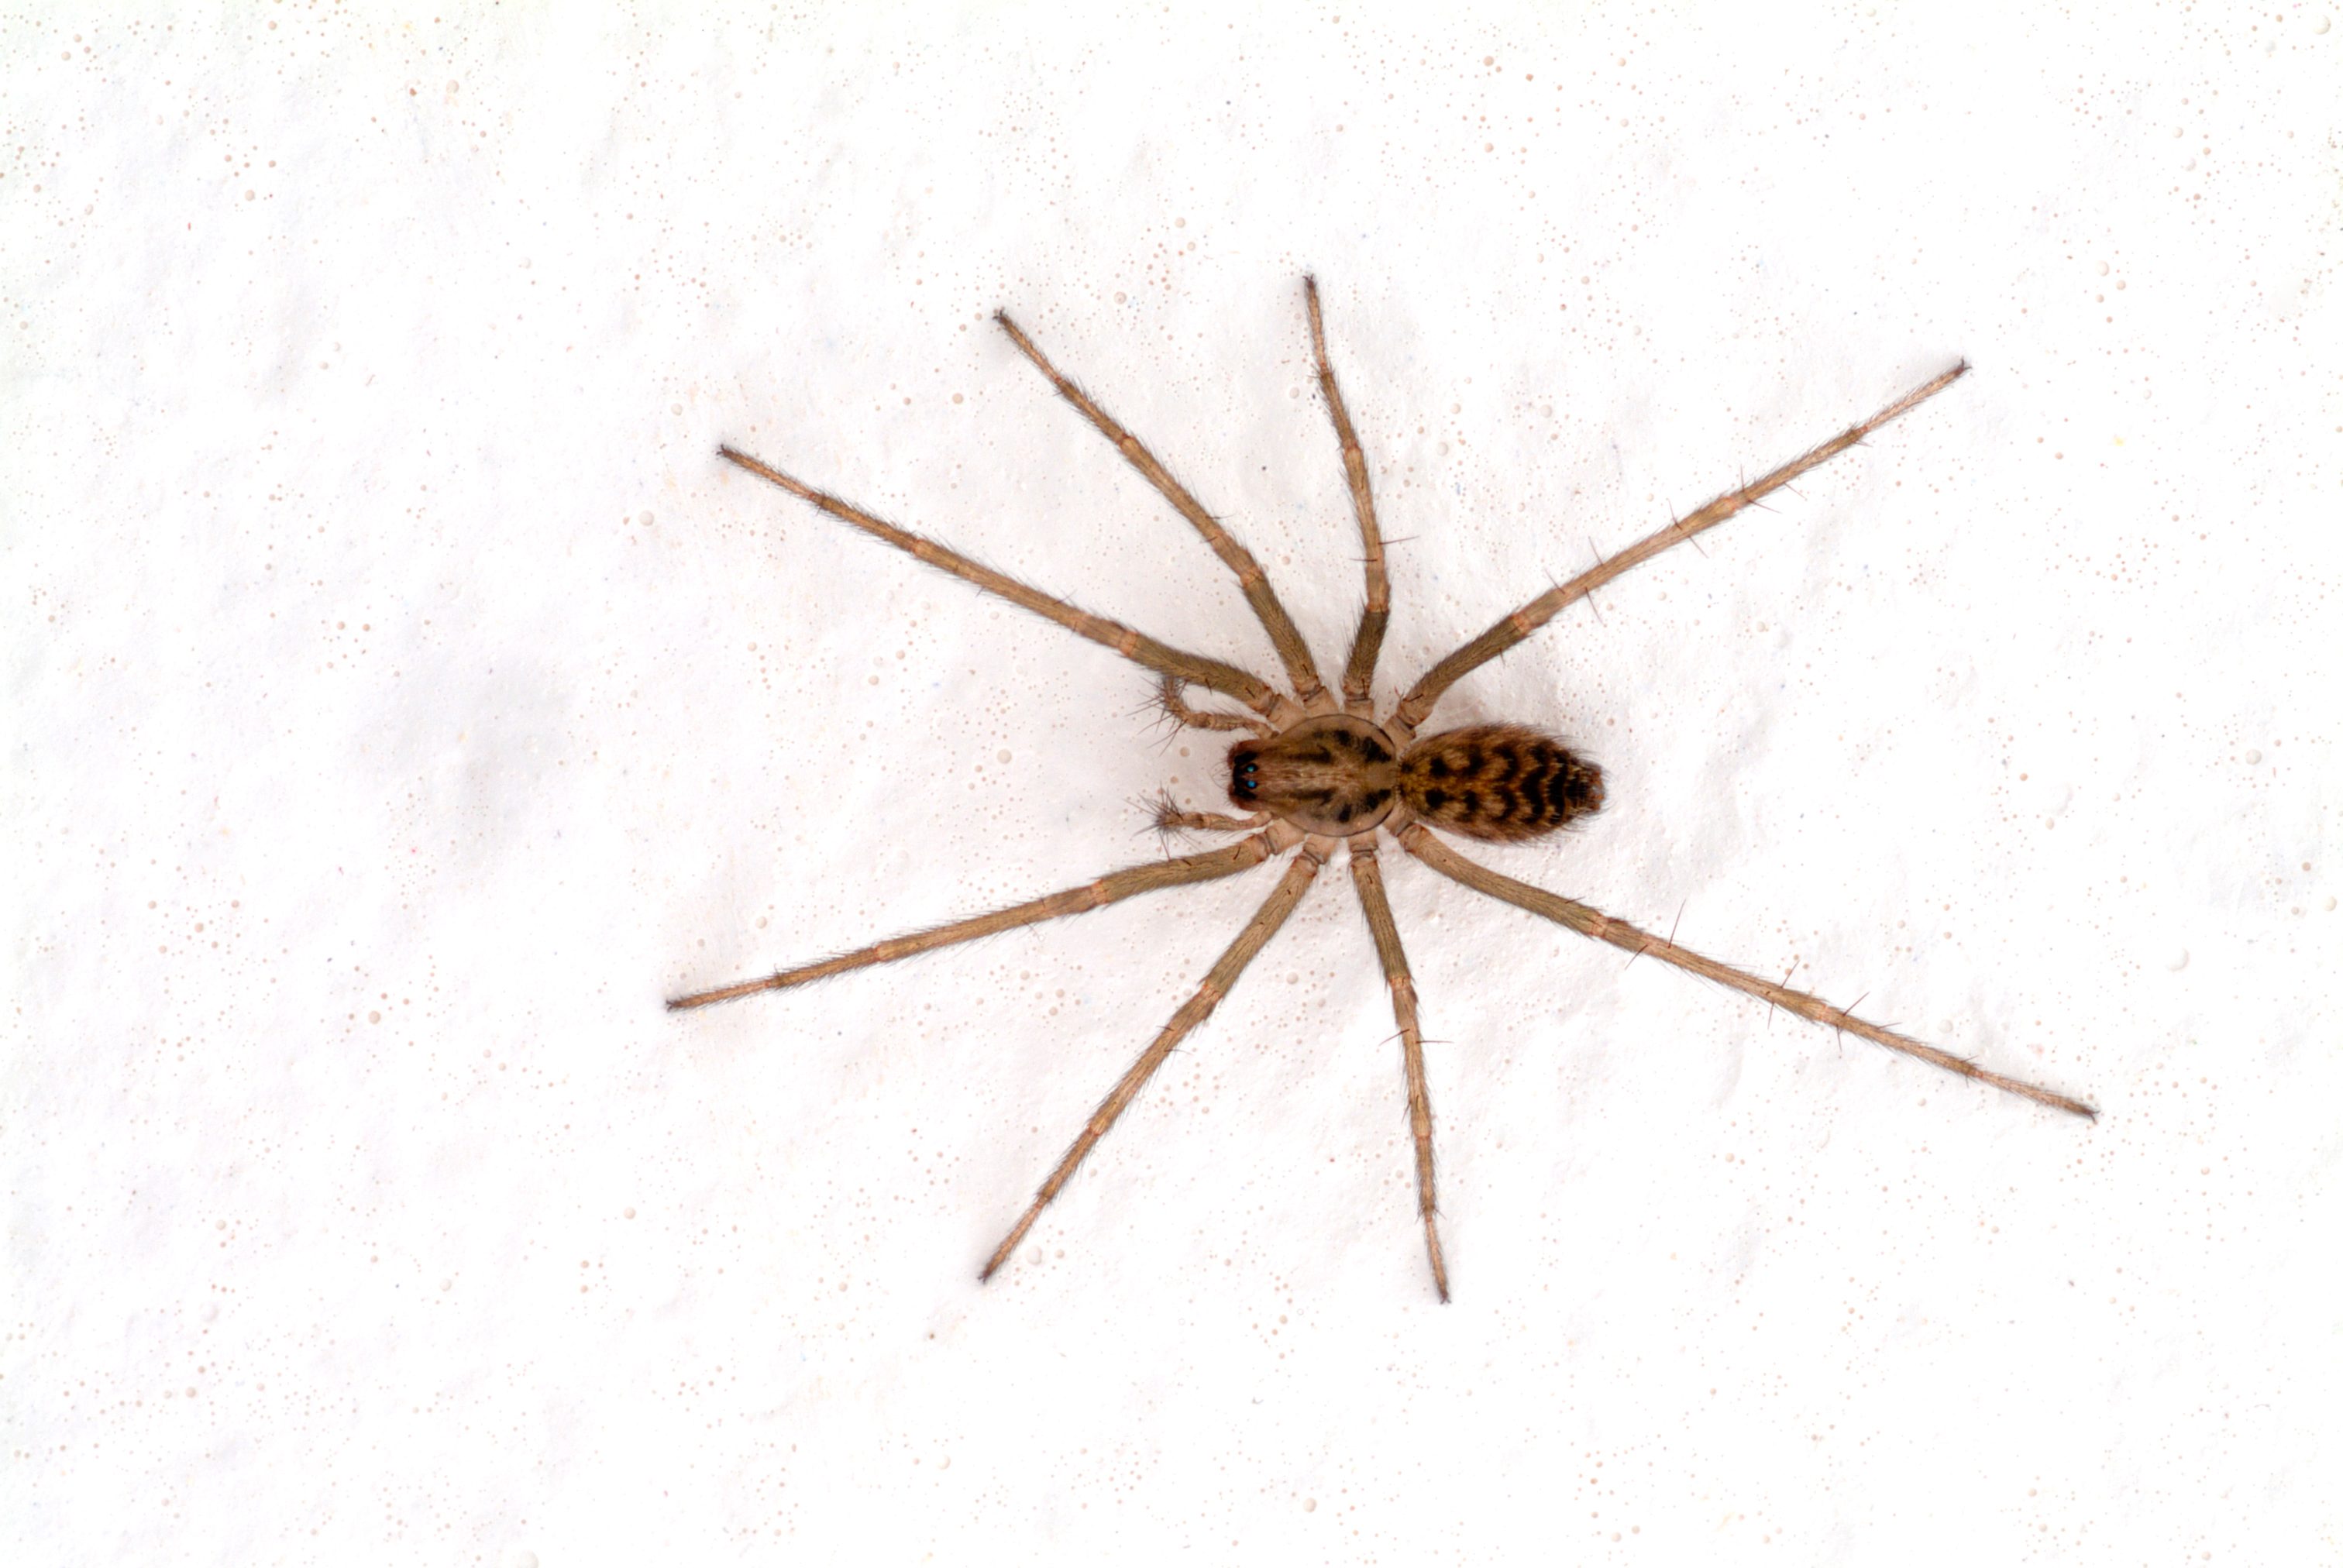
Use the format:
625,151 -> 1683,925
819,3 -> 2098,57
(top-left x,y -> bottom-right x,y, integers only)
668,823 -> 1302,1010
1390,362 -> 1969,735
980,839 -> 1330,1281
1395,822 -> 2095,1119
1302,277 -> 1391,717
993,309 -> 1332,710
719,445 -> 1297,726
1347,831 -> 1450,1302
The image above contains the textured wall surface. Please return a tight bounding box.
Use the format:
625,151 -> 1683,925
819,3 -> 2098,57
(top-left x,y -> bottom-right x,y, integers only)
5,4 -> 2338,1563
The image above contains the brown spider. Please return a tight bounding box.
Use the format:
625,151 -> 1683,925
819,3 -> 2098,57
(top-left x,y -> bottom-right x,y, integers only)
673,278 -> 2095,1302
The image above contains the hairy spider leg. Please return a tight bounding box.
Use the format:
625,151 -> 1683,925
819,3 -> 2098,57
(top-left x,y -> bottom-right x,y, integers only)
994,311 -> 1332,711
1392,362 -> 1970,736
982,841 -> 1333,1281
1347,829 -> 1449,1301
667,824 -> 1301,1010
1302,277 -> 1392,717
1396,823 -> 2097,1119
717,445 -> 1299,727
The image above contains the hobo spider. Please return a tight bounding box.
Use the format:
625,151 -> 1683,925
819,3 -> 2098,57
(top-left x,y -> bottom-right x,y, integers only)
673,278 -> 2094,1301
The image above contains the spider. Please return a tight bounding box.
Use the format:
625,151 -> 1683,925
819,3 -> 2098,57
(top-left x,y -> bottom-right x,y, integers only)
673,277 -> 2095,1302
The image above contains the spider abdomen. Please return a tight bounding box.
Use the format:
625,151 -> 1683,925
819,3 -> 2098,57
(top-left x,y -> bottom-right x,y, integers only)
1398,724 -> 1604,842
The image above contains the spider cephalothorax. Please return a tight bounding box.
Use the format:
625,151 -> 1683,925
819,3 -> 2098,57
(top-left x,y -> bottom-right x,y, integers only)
1226,715 -> 1400,834
1228,720 -> 1603,844
675,277 -> 2093,1302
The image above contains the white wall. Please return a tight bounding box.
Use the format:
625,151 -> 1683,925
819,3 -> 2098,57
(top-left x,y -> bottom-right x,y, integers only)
6,3 -> 2338,1562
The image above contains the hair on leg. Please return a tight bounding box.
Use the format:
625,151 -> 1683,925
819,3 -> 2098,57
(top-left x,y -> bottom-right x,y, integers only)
980,841 -> 1330,1281
993,310 -> 1330,709
1395,821 -> 2094,1118
669,824 -> 1302,1010
1302,277 -> 1391,717
1392,363 -> 1969,735
719,445 -> 1297,726
1347,830 -> 1450,1302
